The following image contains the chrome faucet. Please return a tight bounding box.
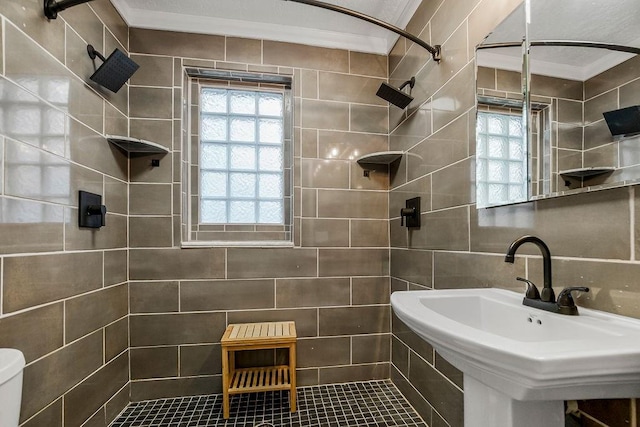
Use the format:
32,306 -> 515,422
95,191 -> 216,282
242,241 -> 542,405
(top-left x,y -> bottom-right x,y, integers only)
504,235 -> 589,315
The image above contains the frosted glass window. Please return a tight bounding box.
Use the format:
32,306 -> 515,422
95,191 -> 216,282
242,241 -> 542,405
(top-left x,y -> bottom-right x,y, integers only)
476,111 -> 527,208
200,86 -> 285,224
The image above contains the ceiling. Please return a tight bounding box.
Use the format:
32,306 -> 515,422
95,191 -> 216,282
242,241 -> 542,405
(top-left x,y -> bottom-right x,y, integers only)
110,0 -> 422,54
479,0 -> 640,81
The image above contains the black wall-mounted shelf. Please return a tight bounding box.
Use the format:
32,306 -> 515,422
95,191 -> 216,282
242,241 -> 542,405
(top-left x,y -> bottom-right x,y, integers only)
356,151 -> 403,165
107,135 -> 169,155
559,167 -> 615,179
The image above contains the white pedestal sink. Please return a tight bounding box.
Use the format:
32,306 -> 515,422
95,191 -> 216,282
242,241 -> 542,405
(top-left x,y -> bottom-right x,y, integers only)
391,288 -> 640,427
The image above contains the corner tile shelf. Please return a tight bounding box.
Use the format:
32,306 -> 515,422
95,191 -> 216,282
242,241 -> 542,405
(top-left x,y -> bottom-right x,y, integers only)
559,167 -> 615,179
356,151 -> 403,165
107,135 -> 169,155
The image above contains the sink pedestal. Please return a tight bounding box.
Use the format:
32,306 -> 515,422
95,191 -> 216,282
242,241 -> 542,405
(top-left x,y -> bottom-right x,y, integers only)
464,376 -> 564,427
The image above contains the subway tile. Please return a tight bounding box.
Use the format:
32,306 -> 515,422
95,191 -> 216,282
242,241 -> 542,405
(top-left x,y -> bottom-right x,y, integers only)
0,197 -> 64,255
301,69 -> 318,99
130,312 -> 226,346
431,157 -> 474,210
227,308 -> 317,338
350,52 -> 387,78
390,249 -> 432,287
0,0 -> 65,62
3,252 -> 102,313
22,399 -> 62,427
0,303 -> 63,363
392,337 -> 410,377
468,0 -> 522,57
319,248 -> 389,277
350,219 -> 388,247
130,87 -> 173,119
471,187 -> 630,259
276,278 -> 350,308
388,38 -> 406,77
65,209 -> 127,250
531,73 -> 583,101
63,352 -> 129,427
585,89 -> 618,124
352,277 -> 390,305
391,368 -> 433,424
105,317 -> 128,362
263,41 -> 348,73
352,334 -> 390,364
131,376 -> 221,402
317,189 -> 387,219
319,363 -> 389,384
21,331 -> 103,422
409,352 -> 463,427
301,218 -> 349,247
390,176 -> 432,217
130,154 -> 174,183
66,26 -> 97,81
129,248 -> 225,280
431,64 -> 476,133
351,105 -> 389,137
65,284 -> 128,343
393,313 -> 433,363
105,385 -> 130,426
105,249 -> 127,286
434,251 -> 524,291
90,0 -> 128,48
69,120 -> 127,181
180,344 -> 221,376
390,106 -> 432,152
351,162 -> 389,191
130,281 -> 179,313
130,216 -> 174,247
104,177 -> 128,216
318,72 -> 385,106
409,206 -> 470,251
130,54 -> 174,87
301,99 -> 349,130
407,113 -> 469,181
130,119 -> 173,150
181,279 -> 275,311
435,352 -> 463,388
578,399 -> 632,427
130,29 -> 224,59
226,37 -> 262,64
129,184 -> 173,215
131,347 -> 178,380
318,131 -> 389,161
227,248 -> 317,278
301,158 -> 350,189
297,337 -> 350,368
319,306 -> 390,336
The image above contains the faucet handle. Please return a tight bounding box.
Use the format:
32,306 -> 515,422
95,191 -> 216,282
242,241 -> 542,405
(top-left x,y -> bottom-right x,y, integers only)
517,277 -> 540,299
557,287 -> 590,315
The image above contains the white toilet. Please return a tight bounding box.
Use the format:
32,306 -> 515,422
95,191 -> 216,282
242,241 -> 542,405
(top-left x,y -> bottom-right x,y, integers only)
0,349 -> 26,427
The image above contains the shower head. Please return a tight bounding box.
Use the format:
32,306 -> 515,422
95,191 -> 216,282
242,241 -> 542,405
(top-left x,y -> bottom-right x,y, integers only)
87,45 -> 139,93
376,77 -> 415,109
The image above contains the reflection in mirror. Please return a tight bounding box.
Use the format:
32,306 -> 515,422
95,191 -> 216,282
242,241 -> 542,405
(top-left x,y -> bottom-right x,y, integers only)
475,0 -> 640,208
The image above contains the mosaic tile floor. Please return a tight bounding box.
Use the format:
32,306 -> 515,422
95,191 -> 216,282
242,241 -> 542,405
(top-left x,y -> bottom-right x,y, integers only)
110,380 -> 427,427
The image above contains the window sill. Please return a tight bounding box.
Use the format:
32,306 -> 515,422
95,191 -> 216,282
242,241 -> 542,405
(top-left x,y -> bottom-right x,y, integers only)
181,240 -> 294,248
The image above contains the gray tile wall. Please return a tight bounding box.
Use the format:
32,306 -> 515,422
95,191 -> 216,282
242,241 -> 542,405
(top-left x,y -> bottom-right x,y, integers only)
127,28 -> 391,400
390,0 -> 640,426
0,0 -> 129,426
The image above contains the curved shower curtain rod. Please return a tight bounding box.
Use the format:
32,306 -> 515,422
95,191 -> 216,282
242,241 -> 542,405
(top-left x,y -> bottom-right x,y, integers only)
477,40 -> 640,55
284,0 -> 442,62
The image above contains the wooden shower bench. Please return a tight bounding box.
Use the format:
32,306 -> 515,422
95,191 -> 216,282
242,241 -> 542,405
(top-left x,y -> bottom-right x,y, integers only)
220,321 -> 297,419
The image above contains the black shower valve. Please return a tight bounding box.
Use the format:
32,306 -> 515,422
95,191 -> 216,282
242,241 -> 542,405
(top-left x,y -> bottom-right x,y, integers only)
400,197 -> 421,228
79,191 -> 107,228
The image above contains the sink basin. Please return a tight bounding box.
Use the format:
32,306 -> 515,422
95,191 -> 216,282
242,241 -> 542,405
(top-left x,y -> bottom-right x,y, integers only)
391,288 -> 640,427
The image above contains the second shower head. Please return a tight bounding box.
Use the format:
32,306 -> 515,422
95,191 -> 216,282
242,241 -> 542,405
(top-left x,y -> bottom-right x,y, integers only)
376,77 -> 415,109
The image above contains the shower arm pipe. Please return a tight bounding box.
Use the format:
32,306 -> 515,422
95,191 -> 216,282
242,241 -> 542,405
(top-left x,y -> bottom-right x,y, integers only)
477,40 -> 640,55
44,0 -> 94,19
284,0 -> 441,62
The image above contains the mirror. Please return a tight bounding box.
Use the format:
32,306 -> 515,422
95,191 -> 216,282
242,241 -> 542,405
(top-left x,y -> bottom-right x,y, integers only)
475,0 -> 640,208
